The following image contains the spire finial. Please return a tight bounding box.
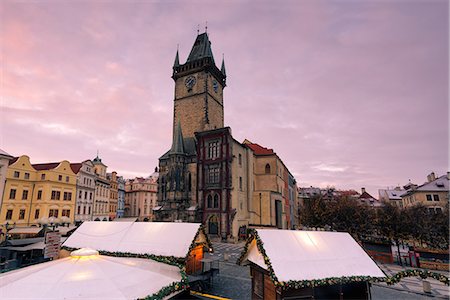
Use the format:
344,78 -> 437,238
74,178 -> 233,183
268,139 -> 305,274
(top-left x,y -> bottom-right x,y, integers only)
205,21 -> 208,33
197,24 -> 200,35
96,149 -> 99,158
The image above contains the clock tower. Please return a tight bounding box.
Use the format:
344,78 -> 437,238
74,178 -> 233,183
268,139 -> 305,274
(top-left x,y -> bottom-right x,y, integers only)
172,32 -> 227,138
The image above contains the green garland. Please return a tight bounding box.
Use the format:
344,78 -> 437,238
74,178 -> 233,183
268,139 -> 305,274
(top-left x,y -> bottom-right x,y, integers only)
236,229 -> 449,290
385,269 -> 449,286
184,224 -> 213,263
139,280 -> 187,300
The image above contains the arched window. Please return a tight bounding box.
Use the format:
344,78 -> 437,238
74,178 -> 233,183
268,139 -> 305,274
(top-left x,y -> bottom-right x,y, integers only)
207,195 -> 213,208
265,163 -> 271,174
213,193 -> 219,208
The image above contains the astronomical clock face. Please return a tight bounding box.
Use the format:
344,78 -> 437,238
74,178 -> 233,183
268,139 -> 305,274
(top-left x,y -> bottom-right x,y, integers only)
185,76 -> 196,89
212,80 -> 219,93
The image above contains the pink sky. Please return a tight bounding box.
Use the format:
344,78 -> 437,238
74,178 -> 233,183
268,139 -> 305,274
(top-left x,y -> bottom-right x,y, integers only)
1,1 -> 448,197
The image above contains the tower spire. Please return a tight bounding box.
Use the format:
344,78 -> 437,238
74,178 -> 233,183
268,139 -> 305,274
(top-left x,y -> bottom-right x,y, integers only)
221,54 -> 226,77
173,46 -> 180,68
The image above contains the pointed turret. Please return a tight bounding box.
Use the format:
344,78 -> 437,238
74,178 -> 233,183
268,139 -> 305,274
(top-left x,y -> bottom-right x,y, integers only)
173,49 -> 180,68
186,32 -> 215,64
170,121 -> 185,154
221,56 -> 226,77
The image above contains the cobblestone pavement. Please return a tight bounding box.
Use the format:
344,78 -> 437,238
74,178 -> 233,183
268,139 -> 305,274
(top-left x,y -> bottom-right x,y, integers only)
199,242 -> 449,300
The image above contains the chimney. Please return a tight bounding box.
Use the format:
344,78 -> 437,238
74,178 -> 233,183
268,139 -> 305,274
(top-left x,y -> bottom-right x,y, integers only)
427,172 -> 436,182
361,187 -> 366,194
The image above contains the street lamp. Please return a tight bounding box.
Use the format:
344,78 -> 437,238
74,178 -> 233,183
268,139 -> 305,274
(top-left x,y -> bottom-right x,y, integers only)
4,222 -> 16,244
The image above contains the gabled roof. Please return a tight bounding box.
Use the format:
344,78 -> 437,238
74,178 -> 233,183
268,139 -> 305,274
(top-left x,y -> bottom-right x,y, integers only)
70,163 -> 82,174
63,222 -> 211,259
416,174 -> 449,192
243,140 -> 275,155
186,32 -> 215,63
359,191 -> 376,200
0,149 -> 13,159
238,229 -> 385,284
8,157 -> 19,165
32,162 -> 60,171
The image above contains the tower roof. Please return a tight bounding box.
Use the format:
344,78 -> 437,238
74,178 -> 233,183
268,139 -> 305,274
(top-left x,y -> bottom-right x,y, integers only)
186,33 -> 215,64
170,121 -> 185,154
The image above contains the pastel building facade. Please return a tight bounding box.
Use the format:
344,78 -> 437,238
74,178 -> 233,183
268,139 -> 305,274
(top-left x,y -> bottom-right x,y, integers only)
71,160 -> 96,222
117,176 -> 126,218
92,156 -> 110,221
0,156 -> 77,229
125,171 -> 159,221
107,171 -> 118,220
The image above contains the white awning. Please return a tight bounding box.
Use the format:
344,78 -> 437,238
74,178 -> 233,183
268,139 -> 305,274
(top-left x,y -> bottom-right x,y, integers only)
0,252 -> 184,299
152,206 -> 162,211
242,229 -> 386,282
8,227 -> 43,234
63,221 -> 205,258
187,206 -> 198,211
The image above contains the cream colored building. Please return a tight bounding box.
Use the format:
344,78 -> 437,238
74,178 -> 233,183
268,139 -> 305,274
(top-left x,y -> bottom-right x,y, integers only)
92,156 -> 110,221
125,171 -> 158,221
0,156 -> 77,231
71,160 -> 96,222
107,171 -> 118,220
402,172 -> 449,213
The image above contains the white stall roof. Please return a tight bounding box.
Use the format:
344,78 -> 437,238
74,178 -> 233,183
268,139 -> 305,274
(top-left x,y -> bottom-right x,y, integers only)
0,253 -> 182,299
63,221 -> 204,258
9,227 -> 43,234
243,229 -> 385,283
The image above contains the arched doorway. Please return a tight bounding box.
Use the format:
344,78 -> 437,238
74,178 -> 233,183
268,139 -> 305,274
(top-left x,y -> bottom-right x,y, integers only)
208,215 -> 219,235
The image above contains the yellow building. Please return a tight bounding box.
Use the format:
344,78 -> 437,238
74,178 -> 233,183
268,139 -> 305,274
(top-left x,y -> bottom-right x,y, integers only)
0,156 -> 77,231
402,172 -> 449,213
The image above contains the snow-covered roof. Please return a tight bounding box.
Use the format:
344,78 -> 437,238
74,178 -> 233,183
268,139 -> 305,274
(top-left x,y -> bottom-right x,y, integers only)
240,229 -> 385,283
0,253 -> 183,299
416,175 -> 449,192
0,149 -> 13,159
63,222 -> 207,258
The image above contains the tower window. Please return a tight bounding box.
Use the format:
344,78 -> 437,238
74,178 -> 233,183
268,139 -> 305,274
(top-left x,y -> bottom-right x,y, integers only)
207,195 -> 213,208
265,164 -> 271,174
213,194 -> 219,208
238,154 -> 242,166
207,141 -> 220,159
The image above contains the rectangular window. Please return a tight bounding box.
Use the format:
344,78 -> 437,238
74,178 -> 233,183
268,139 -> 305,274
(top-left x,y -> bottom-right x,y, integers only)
207,141 -> 220,159
83,206 -> 86,215
22,190 -> 28,200
253,270 -> 264,299
51,190 -> 61,200
62,209 -> 70,217
88,206 -> 91,215
9,189 -> 16,199
41,174 -> 46,180
49,209 -> 59,218
207,166 -> 220,184
85,191 -> 88,199
19,209 -> 25,220
37,190 -> 42,200
66,176 -> 69,182
63,192 -> 72,201
6,209 -> 13,220
58,175 -> 62,181
24,172 -> 30,179
433,194 -> 440,201
35,209 -> 40,219
90,192 -> 93,200
13,171 -> 20,178
238,154 -> 242,165
239,177 -> 243,191
426,194 -> 432,201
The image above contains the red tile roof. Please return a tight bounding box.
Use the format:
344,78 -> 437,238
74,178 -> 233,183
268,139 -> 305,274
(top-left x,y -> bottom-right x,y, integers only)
359,191 -> 376,200
8,157 -> 19,165
245,142 -> 274,155
70,163 -> 82,174
32,162 -> 60,171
